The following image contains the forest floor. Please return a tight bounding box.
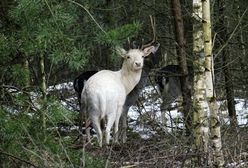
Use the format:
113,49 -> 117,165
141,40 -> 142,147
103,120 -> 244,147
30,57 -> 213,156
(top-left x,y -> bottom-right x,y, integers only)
50,83 -> 248,167
71,126 -> 248,168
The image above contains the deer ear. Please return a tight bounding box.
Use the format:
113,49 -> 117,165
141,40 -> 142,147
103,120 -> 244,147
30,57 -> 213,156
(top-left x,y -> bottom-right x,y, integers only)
143,43 -> 160,56
116,47 -> 127,58
143,46 -> 155,57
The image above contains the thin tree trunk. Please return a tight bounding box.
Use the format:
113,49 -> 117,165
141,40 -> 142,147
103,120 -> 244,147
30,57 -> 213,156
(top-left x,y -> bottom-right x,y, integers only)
40,54 -> 47,131
171,0 -> 192,136
22,56 -> 31,112
218,0 -> 238,128
160,1 -> 174,127
202,0 -> 225,167
103,0 -> 113,69
23,58 -> 30,88
192,0 -> 210,166
236,0 -> 248,107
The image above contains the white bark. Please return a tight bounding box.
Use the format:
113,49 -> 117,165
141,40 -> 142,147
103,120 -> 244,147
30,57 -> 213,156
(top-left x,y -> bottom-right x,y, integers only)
192,0 -> 210,165
202,0 -> 225,167
40,54 -> 47,131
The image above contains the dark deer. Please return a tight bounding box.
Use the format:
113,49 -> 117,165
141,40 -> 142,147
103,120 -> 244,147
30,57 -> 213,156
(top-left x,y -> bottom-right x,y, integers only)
155,65 -> 194,125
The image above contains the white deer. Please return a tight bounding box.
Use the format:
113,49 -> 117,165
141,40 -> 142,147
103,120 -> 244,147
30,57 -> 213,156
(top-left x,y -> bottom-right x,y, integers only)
81,45 -> 157,147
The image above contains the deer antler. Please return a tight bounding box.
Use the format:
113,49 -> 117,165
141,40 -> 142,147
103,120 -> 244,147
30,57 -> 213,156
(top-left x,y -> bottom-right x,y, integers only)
141,15 -> 157,49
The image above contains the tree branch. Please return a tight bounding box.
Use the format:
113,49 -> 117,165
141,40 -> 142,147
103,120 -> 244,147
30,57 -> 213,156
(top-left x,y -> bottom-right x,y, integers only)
0,150 -> 38,168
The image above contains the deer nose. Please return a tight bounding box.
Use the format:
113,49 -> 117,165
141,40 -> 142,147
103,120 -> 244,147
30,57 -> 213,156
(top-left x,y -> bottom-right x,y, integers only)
135,62 -> 141,67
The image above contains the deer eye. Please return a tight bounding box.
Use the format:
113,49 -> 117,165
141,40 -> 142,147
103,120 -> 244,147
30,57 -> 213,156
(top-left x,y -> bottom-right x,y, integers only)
142,55 -> 145,58
127,56 -> 130,59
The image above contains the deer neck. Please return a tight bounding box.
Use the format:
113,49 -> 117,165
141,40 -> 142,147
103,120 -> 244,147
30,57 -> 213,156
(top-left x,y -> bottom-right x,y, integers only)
120,62 -> 142,95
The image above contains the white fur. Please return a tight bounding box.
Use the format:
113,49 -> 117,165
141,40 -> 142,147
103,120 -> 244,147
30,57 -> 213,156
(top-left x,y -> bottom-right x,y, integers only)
81,46 -> 156,147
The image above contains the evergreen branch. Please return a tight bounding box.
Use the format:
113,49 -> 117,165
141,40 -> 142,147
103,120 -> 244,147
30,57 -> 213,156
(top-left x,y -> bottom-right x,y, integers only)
43,0 -> 55,21
68,0 -> 106,34
43,0 -> 60,31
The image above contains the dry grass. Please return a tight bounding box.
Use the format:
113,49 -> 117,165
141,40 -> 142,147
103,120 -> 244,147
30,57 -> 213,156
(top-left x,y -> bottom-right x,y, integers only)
77,125 -> 248,168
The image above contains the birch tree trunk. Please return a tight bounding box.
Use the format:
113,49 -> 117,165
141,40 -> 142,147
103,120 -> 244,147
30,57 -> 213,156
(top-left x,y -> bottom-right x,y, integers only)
202,0 -> 225,167
171,0 -> 193,136
192,0 -> 210,165
24,59 -> 30,88
40,54 -> 47,132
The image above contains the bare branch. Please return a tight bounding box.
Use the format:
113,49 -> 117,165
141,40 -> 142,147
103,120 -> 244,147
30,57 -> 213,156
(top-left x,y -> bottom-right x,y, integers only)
68,0 -> 106,34
0,150 -> 38,168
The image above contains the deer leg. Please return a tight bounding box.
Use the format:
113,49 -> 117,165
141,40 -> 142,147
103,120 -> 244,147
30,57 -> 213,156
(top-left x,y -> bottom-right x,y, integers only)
91,116 -> 103,147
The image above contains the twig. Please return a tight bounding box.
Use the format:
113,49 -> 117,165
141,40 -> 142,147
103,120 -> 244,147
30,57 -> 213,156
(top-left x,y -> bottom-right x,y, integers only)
68,0 -> 106,34
0,150 -> 38,168
214,7 -> 248,59
116,153 -> 203,167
